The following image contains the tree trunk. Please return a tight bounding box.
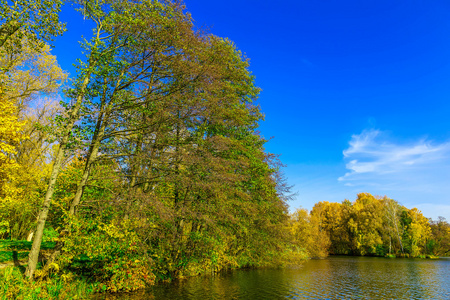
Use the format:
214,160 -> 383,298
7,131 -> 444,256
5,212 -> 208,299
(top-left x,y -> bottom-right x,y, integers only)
69,106 -> 107,215
25,74 -> 92,279
69,73 -> 125,216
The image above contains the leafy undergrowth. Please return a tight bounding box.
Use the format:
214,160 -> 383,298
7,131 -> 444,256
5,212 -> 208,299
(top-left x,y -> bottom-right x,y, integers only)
0,266 -> 95,300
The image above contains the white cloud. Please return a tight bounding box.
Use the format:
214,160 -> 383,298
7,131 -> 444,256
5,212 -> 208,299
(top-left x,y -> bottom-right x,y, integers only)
285,129 -> 450,220
337,129 -> 450,219
339,129 -> 450,181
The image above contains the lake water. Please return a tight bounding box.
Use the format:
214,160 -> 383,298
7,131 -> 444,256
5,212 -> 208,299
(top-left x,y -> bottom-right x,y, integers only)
97,256 -> 450,299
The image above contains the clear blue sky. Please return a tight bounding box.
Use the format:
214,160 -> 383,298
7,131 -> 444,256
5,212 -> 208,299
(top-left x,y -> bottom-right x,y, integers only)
52,0 -> 450,220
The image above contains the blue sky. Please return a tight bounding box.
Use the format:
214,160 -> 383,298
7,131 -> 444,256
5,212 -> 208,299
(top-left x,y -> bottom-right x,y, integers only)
51,1 -> 450,220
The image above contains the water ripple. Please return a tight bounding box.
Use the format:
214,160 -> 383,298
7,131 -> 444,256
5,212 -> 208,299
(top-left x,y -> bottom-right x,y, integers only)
94,257 -> 450,299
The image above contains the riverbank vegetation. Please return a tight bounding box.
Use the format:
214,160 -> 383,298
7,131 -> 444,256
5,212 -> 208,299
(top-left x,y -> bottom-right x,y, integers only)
291,193 -> 450,258
1,0 -> 303,298
1,0 -> 449,299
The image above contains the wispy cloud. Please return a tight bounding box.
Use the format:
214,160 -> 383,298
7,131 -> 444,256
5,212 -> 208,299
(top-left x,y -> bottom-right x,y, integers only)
286,129 -> 450,220
337,129 -> 450,219
339,129 -> 450,181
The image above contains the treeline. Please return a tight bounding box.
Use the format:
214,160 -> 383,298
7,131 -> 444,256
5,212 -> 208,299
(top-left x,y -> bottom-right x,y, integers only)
290,193 -> 450,258
2,0 -> 449,298
0,0 -> 302,296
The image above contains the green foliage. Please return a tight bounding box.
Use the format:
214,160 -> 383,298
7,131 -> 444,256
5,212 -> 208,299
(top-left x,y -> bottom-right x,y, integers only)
5,0 -> 299,294
427,217 -> 450,256
0,239 -> 55,263
0,266 -> 94,300
60,216 -> 155,292
0,0 -> 65,58
0,240 -> 55,251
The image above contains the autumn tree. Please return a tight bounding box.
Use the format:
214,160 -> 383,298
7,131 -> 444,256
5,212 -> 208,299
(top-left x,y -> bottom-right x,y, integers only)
428,217 -> 450,256
403,208 -> 431,257
312,201 -> 352,254
0,98 -> 25,238
0,44 -> 67,239
382,196 -> 405,255
0,0 -> 66,241
1,0 -> 296,286
346,193 -> 385,256
290,208 -> 330,258
61,21 -> 293,278
25,0 -> 140,279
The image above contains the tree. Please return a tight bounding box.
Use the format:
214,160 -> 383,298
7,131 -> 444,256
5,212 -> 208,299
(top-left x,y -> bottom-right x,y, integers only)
0,98 -> 25,215
382,196 -> 404,254
428,217 -> 450,256
347,193 -> 384,256
1,41 -> 67,110
0,0 -> 66,242
25,0 -> 138,278
312,201 -> 352,254
405,208 -> 431,257
0,0 -> 64,50
290,208 -> 330,258
66,0 -> 199,216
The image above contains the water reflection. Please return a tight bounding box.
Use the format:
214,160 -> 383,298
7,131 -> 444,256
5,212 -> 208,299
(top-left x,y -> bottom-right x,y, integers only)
93,257 -> 450,299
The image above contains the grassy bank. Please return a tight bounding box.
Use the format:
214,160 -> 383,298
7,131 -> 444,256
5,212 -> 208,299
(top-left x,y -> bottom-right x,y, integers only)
0,238 -> 307,299
0,240 -> 95,299
0,266 -> 95,300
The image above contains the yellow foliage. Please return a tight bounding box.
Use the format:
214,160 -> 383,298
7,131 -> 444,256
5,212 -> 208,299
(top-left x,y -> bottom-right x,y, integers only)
407,208 -> 431,257
1,39 -> 67,109
0,36 -> 66,239
290,208 -> 331,258
0,98 -> 53,238
0,97 -> 25,198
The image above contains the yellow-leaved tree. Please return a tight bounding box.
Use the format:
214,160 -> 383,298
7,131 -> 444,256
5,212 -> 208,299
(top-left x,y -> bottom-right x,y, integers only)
0,34 -> 67,239
406,208 -> 431,257
290,208 -> 330,258
0,95 -> 25,237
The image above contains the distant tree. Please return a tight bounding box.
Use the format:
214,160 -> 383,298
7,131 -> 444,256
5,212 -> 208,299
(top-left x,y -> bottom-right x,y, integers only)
347,193 -> 384,256
290,208 -> 330,258
405,208 -> 431,257
382,197 -> 404,254
428,217 -> 450,256
312,201 -> 352,254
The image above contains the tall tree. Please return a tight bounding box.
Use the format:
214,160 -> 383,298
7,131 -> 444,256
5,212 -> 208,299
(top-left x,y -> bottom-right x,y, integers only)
0,0 -> 66,241
382,196 -> 404,254
25,0 -> 137,278
67,0 -> 198,216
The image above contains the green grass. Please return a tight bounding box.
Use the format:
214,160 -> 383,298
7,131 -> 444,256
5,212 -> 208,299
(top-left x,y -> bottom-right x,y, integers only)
0,240 -> 96,299
0,266 -> 95,300
0,250 -> 29,263
0,240 -> 55,251
0,240 -> 56,264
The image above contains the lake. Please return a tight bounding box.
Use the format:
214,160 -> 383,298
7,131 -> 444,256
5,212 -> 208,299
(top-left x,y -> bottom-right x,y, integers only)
96,256 -> 450,299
